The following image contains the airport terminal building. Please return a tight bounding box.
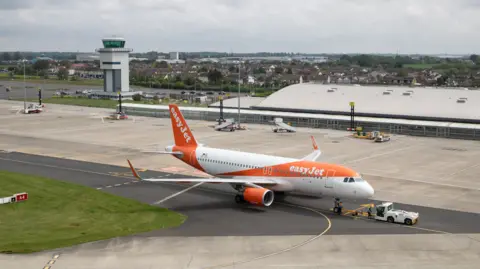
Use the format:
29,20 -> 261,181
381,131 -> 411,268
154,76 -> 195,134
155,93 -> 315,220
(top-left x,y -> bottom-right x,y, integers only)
120,83 -> 480,140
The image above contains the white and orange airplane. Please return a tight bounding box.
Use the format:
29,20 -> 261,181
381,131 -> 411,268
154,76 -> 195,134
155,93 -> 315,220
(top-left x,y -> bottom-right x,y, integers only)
127,104 -> 374,209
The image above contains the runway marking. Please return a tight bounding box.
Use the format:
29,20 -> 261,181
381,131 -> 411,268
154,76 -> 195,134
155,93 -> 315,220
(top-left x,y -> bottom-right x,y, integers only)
152,182 -> 205,205
341,145 -> 415,165
41,253 -> 60,269
363,171 -> 480,192
445,163 -> 480,178
204,202 -> 332,269
96,180 -> 138,190
0,156 -> 135,179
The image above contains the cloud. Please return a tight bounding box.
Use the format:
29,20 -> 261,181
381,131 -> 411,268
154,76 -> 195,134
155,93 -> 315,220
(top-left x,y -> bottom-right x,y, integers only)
1,0 -> 480,54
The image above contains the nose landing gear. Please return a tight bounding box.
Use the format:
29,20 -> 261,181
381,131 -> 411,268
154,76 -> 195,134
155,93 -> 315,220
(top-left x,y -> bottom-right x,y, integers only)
333,198 -> 343,214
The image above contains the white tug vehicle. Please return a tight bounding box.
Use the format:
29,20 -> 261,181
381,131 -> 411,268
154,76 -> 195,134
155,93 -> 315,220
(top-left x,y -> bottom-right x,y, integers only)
374,202 -> 419,225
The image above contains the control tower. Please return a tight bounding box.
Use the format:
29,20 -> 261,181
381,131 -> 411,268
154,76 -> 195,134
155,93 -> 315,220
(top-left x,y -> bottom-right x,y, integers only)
95,36 -> 132,93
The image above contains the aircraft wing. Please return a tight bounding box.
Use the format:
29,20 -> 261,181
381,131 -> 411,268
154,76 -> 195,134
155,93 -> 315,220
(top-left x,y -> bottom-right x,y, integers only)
301,136 -> 322,162
127,160 -> 277,185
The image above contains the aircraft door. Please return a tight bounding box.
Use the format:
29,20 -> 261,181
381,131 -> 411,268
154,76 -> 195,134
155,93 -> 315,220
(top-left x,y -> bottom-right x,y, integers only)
324,169 -> 336,188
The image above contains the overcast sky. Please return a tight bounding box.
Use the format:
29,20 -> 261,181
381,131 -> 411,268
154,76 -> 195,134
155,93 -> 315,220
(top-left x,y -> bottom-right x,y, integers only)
1,0 -> 479,54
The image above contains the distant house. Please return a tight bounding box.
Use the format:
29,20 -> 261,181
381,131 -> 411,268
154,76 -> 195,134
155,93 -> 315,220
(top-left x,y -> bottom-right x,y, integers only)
384,76 -> 415,85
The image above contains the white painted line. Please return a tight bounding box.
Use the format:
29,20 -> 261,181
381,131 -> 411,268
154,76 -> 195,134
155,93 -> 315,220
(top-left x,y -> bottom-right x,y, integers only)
341,146 -> 415,165
114,184 -> 122,187
446,163 -> 480,178
106,185 -> 112,188
0,156 -> 133,179
205,202 -> 332,269
124,182 -> 130,185
96,187 -> 102,190
363,171 -> 480,192
152,182 -> 205,205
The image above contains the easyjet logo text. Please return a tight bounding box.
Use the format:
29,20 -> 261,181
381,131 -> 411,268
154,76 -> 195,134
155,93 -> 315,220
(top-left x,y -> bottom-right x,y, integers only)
290,165 -> 324,176
171,107 -> 192,143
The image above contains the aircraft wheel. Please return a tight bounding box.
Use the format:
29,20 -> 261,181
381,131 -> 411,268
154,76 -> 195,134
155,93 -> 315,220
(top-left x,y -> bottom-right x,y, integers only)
235,194 -> 244,204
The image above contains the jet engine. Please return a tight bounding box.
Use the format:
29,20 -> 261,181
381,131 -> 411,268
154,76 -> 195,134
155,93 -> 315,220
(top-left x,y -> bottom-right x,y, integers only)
242,187 -> 275,207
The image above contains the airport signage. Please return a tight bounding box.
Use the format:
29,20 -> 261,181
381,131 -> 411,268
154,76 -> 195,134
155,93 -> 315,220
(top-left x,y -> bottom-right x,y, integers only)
0,192 -> 28,205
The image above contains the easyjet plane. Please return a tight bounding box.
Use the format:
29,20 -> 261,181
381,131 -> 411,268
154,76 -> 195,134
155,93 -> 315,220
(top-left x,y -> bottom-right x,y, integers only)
127,104 -> 375,209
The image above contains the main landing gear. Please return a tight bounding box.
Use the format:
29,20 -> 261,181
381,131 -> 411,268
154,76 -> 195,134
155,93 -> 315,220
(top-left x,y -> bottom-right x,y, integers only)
235,194 -> 246,204
333,198 -> 343,214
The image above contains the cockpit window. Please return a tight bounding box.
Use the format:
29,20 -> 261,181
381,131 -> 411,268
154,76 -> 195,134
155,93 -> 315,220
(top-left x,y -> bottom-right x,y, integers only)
348,177 -> 355,183
343,177 -> 348,182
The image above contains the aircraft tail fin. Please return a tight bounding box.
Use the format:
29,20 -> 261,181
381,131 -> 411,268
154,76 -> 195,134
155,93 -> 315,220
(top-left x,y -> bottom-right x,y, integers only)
168,104 -> 198,148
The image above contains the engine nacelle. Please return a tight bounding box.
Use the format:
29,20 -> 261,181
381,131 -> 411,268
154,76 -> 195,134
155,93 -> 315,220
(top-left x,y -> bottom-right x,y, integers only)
243,187 -> 274,207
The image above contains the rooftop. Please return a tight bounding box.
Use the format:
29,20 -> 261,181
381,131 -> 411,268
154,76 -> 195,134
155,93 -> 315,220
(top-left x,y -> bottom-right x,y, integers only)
252,84 -> 480,123
209,96 -> 265,109
119,103 -> 480,130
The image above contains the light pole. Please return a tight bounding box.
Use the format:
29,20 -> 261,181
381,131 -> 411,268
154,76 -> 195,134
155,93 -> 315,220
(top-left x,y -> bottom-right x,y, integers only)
23,59 -> 26,111
237,63 -> 241,127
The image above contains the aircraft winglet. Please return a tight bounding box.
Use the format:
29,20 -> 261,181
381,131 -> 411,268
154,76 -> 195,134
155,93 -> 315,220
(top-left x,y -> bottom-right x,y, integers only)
311,136 -> 318,150
127,159 -> 143,180
301,136 -> 322,162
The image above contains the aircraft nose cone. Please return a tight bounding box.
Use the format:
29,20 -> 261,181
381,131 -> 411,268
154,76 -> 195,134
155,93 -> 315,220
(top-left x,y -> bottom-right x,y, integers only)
366,183 -> 375,198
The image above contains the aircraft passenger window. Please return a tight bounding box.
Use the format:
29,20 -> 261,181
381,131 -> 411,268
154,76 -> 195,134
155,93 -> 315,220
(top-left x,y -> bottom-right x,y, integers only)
344,178 -> 348,182
349,177 -> 355,183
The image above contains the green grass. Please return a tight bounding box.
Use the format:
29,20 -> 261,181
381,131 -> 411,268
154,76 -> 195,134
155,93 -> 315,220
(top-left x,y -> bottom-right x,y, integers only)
0,73 -> 103,86
21,97 -> 209,109
0,171 -> 186,254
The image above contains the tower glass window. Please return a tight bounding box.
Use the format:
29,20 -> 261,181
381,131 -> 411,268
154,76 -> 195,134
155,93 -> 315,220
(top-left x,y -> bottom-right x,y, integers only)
102,40 -> 125,48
